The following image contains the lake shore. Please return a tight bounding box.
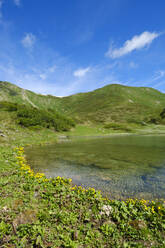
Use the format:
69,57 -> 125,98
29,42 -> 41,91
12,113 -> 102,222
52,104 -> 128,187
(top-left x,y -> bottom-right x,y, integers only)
0,125 -> 165,246
26,131 -> 165,201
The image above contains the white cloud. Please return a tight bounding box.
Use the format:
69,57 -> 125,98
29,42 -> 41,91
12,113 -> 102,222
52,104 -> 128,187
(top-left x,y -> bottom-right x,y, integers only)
0,0 -> 20,19
39,74 -> 47,80
13,0 -> 20,6
129,61 -> 138,68
48,65 -> 57,73
152,81 -> 165,89
151,70 -> 165,82
73,67 -> 90,77
106,61 -> 121,70
106,31 -> 160,58
21,33 -> 36,49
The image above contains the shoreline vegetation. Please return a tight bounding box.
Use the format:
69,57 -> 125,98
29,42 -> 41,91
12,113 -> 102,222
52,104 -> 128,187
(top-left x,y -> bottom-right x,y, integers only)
0,128 -> 165,247
0,82 -> 165,246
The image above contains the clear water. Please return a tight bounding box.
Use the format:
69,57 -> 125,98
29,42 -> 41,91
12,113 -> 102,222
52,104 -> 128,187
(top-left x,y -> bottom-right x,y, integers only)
25,135 -> 165,199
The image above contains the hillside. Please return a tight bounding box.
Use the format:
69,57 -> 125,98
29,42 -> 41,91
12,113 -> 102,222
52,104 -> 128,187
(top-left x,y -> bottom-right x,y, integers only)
0,81 -> 75,132
1,81 -> 165,124
60,84 -> 165,123
1,81 -> 165,247
0,81 -> 62,111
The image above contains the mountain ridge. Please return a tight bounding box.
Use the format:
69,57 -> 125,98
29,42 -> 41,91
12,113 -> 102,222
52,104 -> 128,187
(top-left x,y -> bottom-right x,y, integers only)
1,81 -> 165,124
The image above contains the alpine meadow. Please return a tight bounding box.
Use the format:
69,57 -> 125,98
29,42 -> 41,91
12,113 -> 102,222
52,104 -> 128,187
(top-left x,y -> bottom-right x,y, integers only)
1,0 -> 165,247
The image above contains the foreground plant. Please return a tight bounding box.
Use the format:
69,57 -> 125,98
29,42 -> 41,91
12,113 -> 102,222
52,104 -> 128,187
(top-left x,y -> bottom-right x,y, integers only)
0,147 -> 165,247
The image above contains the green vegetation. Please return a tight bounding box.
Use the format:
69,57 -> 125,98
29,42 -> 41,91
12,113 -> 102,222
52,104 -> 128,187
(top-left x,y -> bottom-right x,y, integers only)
57,84 -> 165,124
104,122 -> 132,132
0,81 -> 165,246
0,147 -> 165,247
2,80 -> 165,136
1,81 -> 165,125
0,101 -> 75,131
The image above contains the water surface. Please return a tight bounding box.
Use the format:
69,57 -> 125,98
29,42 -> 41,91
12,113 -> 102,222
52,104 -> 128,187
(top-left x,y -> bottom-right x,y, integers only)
25,135 -> 165,199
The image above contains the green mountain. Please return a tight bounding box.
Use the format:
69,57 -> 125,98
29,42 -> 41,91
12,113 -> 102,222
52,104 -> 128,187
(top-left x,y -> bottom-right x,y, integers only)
57,84 -> 165,124
1,81 -> 165,125
0,81 -> 62,110
0,81 -> 75,132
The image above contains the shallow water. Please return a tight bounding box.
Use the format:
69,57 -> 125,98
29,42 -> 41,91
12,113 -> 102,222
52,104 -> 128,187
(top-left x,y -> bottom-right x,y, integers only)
25,134 -> 165,199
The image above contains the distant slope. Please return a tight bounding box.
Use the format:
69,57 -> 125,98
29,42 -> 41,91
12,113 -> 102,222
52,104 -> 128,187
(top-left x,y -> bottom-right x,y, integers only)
0,81 -> 75,131
58,84 -> 165,123
21,89 -> 39,109
0,81 -> 62,111
1,81 -> 165,124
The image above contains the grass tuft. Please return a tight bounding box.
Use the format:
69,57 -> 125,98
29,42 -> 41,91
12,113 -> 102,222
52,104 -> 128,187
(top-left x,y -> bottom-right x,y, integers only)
0,146 -> 165,247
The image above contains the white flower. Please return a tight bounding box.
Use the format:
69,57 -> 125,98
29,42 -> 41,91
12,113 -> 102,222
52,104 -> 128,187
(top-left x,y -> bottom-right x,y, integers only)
100,205 -> 113,216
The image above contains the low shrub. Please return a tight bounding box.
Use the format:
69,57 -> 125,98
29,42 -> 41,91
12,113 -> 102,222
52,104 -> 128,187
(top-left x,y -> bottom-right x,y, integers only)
0,101 -> 75,131
104,122 -> 132,132
17,105 -> 75,131
0,101 -> 18,111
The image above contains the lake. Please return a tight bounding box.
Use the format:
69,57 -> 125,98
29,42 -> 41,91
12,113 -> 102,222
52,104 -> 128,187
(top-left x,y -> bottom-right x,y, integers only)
25,134 -> 165,199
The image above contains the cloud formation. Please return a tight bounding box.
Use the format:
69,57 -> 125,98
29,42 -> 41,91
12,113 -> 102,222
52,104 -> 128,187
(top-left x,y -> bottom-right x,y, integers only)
48,65 -> 57,73
73,67 -> 90,77
129,61 -> 138,69
21,33 -> 36,49
13,0 -> 20,6
106,31 -> 160,58
152,70 -> 165,82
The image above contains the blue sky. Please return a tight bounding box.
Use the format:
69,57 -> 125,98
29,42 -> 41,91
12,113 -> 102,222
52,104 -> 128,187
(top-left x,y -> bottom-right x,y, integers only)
0,0 -> 165,96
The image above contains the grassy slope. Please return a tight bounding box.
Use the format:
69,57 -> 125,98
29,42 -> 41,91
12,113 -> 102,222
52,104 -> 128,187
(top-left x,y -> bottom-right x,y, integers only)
1,81 -> 165,125
0,81 -> 62,111
60,84 -> 165,123
0,122 -> 165,247
0,86 -> 165,246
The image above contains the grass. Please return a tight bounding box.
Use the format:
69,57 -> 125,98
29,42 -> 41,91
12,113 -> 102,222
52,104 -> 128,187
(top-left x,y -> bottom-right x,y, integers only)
65,125 -> 109,136
56,84 -> 165,124
1,81 -> 165,246
0,146 -> 165,247
0,118 -> 165,247
0,102 -> 75,132
62,124 -> 131,137
1,81 -> 165,125
64,123 -> 165,138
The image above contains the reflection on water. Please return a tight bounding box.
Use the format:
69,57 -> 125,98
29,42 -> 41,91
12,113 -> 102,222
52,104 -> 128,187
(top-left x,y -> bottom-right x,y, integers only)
25,135 -> 165,199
